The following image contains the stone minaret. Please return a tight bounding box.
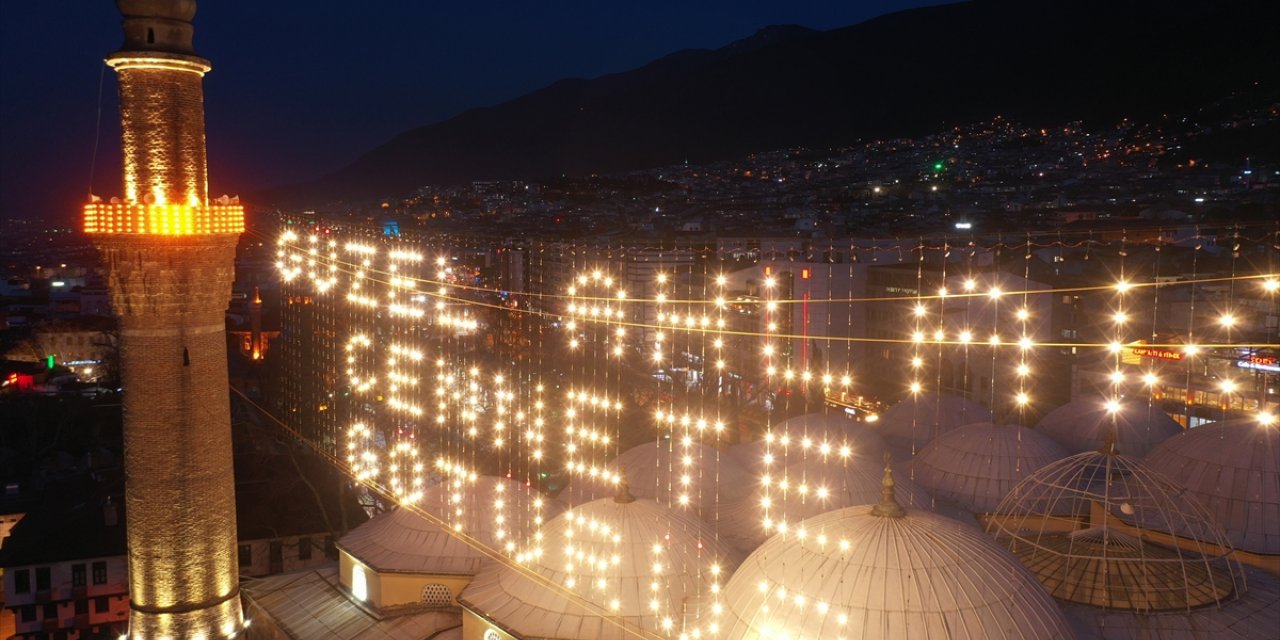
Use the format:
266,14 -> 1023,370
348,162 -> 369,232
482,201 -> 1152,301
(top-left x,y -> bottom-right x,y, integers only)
84,1 -> 246,637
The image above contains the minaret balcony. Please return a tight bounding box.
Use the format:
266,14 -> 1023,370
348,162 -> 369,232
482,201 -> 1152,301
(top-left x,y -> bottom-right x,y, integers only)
84,201 -> 243,235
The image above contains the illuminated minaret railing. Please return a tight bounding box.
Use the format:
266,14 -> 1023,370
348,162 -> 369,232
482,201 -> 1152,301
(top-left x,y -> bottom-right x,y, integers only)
84,1 -> 246,638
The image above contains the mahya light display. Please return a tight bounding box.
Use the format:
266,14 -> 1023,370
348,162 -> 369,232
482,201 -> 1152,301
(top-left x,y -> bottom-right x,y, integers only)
269,225 -> 1278,639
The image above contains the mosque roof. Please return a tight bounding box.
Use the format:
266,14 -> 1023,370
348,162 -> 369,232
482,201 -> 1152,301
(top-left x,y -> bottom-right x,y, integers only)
1036,398 -> 1181,457
913,422 -> 1068,513
559,440 -> 755,510
721,466 -> 1074,639
1145,418 -> 1280,555
339,476 -> 563,576
876,393 -> 993,450
460,491 -> 740,640
729,412 -> 888,472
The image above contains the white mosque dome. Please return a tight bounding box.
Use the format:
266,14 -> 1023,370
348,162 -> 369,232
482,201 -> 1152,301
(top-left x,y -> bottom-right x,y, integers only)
1145,418 -> 1280,555
913,422 -> 1068,513
717,454 -> 962,553
721,466 -> 1074,639
730,412 -> 888,472
339,475 -> 563,576
1036,398 -> 1181,457
460,486 -> 742,640
876,393 -> 993,450
560,440 -> 755,510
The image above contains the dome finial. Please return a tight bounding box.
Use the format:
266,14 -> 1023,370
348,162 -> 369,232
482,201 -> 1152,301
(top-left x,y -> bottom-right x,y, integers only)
1098,428 -> 1118,456
614,466 -> 635,504
871,452 -> 905,518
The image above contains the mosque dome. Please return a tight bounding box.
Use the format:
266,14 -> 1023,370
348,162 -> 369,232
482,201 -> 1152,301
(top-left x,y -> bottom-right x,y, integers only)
721,465 -> 1074,639
1036,398 -> 1181,457
717,453 -> 960,552
460,486 -> 741,639
876,393 -> 992,450
1146,418 -> 1280,555
730,412 -> 888,472
339,475 -> 562,576
913,422 -> 1068,513
560,440 -> 755,510
988,448 -> 1245,612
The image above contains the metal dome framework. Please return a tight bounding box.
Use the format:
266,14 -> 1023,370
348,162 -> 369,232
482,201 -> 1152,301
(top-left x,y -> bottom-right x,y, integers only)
988,448 -> 1246,613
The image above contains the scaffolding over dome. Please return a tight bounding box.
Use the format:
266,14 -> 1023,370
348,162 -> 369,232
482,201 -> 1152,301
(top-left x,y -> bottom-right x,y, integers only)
1146,418 -> 1280,555
339,475 -> 563,576
988,448 -> 1245,612
730,412 -> 888,473
460,491 -> 742,640
1036,398 -> 1181,457
876,393 -> 992,451
913,422 -> 1068,513
1062,566 -> 1280,640
560,440 -> 755,510
721,466 -> 1073,639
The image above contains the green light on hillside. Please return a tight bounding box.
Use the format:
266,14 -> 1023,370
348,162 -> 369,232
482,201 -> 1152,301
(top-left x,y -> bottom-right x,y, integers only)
46,355 -> 55,369
933,161 -> 945,172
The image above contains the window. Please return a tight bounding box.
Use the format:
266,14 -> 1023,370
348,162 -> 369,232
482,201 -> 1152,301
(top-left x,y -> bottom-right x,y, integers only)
238,544 -> 253,567
13,569 -> 30,593
146,28 -> 155,44
75,599 -> 88,615
298,536 -> 312,561
72,564 -> 86,588
36,567 -> 50,591
42,602 -> 57,620
93,597 -> 109,614
92,561 -> 107,585
19,605 -> 35,623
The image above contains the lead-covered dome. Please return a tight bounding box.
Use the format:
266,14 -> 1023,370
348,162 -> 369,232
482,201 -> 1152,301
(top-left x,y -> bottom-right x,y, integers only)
914,422 -> 1068,513
1146,418 -> 1280,555
1036,398 -> 1181,457
721,467 -> 1074,639
560,440 -> 754,510
717,455 -> 941,551
460,487 -> 741,639
876,393 -> 992,450
730,412 -> 888,472
340,475 -> 562,575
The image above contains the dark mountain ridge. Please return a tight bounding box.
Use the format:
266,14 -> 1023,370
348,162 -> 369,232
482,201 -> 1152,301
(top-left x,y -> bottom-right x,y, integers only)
267,0 -> 1280,206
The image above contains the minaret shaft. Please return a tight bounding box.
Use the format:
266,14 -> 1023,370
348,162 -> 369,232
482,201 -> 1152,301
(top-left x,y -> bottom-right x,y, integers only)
85,2 -> 247,638
116,65 -> 209,205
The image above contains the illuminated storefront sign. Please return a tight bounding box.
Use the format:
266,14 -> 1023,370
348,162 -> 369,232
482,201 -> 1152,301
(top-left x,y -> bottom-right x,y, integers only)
1130,346 -> 1184,361
1237,355 -> 1280,373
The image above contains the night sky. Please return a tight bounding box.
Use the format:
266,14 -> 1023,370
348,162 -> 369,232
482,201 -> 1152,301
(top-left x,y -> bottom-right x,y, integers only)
0,1 -> 938,225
